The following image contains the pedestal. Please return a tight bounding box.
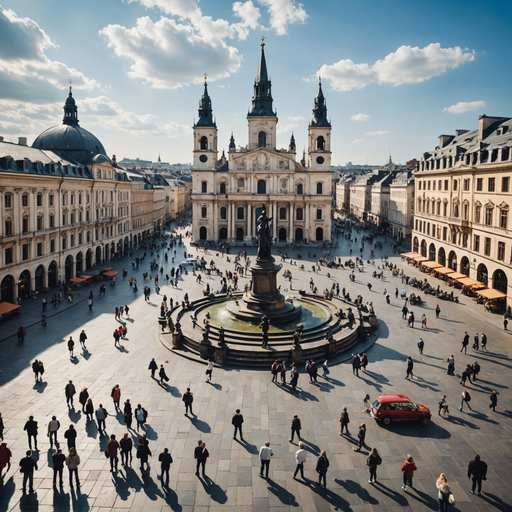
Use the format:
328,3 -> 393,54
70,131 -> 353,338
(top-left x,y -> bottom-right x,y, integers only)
291,347 -> 303,365
199,342 -> 211,360
172,332 -> 181,348
214,345 -> 227,364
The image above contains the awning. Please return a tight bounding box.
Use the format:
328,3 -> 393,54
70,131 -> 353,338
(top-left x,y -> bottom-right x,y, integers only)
103,271 -> 118,277
70,277 -> 87,283
401,252 -> 419,257
83,270 -> 100,276
413,256 -> 429,262
422,261 -> 442,269
448,272 -> 467,280
471,283 -> 488,291
435,267 -> 455,275
458,277 -> 483,286
478,288 -> 507,300
0,302 -> 21,315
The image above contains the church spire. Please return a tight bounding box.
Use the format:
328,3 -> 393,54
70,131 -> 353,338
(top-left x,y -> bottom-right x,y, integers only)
289,133 -> 296,152
310,78 -> 330,128
229,132 -> 236,151
196,74 -> 216,127
249,38 -> 275,117
63,80 -> 79,126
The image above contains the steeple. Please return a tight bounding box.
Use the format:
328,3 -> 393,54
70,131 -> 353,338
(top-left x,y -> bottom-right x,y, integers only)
249,38 -> 275,117
310,79 -> 330,128
158,153 -> 161,163
229,133 -> 236,151
289,133 -> 296,152
196,74 -> 216,127
63,81 -> 79,126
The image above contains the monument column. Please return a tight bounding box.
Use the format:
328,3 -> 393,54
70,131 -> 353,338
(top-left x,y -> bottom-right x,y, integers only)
227,203 -> 232,240
272,201 -> 277,239
289,202 -> 294,242
305,203 -> 310,241
247,203 -> 252,237
213,203 -> 218,241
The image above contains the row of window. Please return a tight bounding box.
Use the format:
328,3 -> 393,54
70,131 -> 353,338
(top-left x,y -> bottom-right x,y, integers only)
201,206 -> 323,221
418,176 -> 509,193
422,147 -> 511,171
201,180 -> 324,195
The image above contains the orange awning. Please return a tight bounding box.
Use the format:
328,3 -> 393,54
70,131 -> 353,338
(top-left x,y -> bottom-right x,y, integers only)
435,267 -> 455,275
448,272 -> 467,280
70,277 -> 87,283
478,288 -> 507,300
103,271 -> 118,277
457,277 -> 482,286
413,256 -> 428,262
422,261 -> 442,269
0,302 -> 21,315
401,252 -> 419,257
471,283 -> 488,290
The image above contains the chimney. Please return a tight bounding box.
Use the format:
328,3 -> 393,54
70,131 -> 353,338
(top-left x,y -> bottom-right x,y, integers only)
18,136 -> 27,146
112,154 -> 117,165
438,134 -> 453,148
478,115 -> 494,142
455,129 -> 469,137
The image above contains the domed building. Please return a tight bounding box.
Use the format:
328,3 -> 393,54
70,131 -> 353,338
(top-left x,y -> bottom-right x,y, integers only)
32,87 -> 109,166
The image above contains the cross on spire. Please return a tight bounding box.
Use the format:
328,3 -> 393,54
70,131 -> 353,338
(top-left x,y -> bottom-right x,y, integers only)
68,78 -> 73,92
261,36 -> 265,47
204,73 -> 208,83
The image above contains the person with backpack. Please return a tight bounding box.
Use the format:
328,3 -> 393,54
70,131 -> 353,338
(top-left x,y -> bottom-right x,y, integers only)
135,404 -> 148,431
401,454 -> 417,491
460,389 -> 472,412
417,338 -> 424,355
367,447 -> 382,483
183,388 -> 194,416
316,450 -> 330,489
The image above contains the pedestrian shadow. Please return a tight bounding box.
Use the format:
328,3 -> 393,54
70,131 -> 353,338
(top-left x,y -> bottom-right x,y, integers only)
112,471 -> 131,501
334,478 -> 379,505
371,481 -> 409,506
99,433 -> 110,451
470,355 -> 512,371
471,378 -> 509,390
123,466 -> 143,492
407,376 -> 439,392
301,439 -> 321,455
162,486 -> 182,511
267,479 -> 298,506
408,485 -> 439,508
478,491 -> 512,511
422,354 -> 444,361
140,472 -> 165,501
198,474 -> 227,504
496,409 -> 512,419
210,383 -> 222,390
316,381 -> 335,392
190,417 -> 211,434
443,415 -> 480,429
68,408 -> 82,423
47,447 -> 55,467
116,345 -> 129,353
144,425 -> 159,441
19,491 -> 39,512
115,410 -> 125,424
82,350 -> 91,360
70,356 -> 79,365
320,376 -> 344,386
33,381 -> 48,393
70,487 -> 89,511
52,486 -> 70,509
85,419 -> 98,439
464,410 -> 500,425
238,440 -> 259,455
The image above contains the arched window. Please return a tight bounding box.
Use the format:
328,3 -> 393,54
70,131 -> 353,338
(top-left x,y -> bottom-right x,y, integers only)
296,183 -> 303,195
201,207 -> 207,218
199,226 -> 207,240
238,178 -> 244,188
22,194 -> 28,207
220,183 -> 226,194
316,182 -> 323,195
201,181 -> 207,193
4,194 -> 12,208
4,218 -> 13,236
200,136 -> 208,150
257,180 -> 266,194
237,207 -> 244,220
279,207 -> 287,220
316,136 -> 325,150
281,179 -> 287,189
296,208 -> 303,221
220,207 -> 227,220
258,131 -> 266,148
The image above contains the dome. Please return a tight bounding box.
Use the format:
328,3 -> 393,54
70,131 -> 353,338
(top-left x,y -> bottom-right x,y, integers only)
92,153 -> 111,164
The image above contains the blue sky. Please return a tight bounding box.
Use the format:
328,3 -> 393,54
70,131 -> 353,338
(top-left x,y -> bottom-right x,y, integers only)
0,0 -> 510,165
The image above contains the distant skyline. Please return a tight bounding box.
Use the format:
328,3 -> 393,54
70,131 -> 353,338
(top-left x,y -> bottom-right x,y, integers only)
0,0 -> 510,165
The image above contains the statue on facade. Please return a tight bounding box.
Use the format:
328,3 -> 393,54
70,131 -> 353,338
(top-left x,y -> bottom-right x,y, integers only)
256,204 -> 272,261
259,315 -> 270,348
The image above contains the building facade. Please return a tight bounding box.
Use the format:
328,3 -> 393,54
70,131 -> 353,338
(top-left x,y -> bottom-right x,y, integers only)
191,43 -> 333,244
388,171 -> 415,241
413,115 -> 512,301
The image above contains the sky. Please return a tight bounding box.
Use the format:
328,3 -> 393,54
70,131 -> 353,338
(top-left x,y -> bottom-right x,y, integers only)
0,0 -> 510,166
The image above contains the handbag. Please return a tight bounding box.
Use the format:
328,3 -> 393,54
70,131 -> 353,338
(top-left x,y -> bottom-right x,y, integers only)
448,493 -> 456,505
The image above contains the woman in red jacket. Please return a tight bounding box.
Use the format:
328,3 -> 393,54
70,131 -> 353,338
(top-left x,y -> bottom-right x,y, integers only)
0,442 -> 12,478
401,454 -> 417,491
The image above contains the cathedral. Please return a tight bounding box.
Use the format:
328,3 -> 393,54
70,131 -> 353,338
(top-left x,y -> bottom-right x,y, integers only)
191,42 -> 333,245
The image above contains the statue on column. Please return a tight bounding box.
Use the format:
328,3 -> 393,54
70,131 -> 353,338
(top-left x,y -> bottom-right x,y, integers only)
259,315 -> 269,348
256,204 -> 272,261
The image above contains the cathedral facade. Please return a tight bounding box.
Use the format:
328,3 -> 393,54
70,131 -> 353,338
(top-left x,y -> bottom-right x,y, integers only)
191,42 -> 333,245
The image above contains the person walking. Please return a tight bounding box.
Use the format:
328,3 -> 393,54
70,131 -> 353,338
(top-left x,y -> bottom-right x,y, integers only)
194,441 -> 208,476
159,365 -> 169,384
401,454 -> 417,491
135,404 -> 148,431
472,361 -> 481,382
88,297 -> 93,310
354,423 -> 366,452
435,305 -> 441,318
417,338 -> 424,355
467,454 -> 487,494
293,442 -> 307,480
361,353 -> 368,371
322,359 -> 329,377
67,337 -> 75,357
504,317 -> 508,330
159,448 -> 173,486
473,333 -> 479,351
113,329 -> 120,346
436,473 -> 453,511
460,364 -> 471,385
351,354 -> 361,376
461,332 -> 469,353
32,360 -> 40,383
64,424 -> 77,449
106,434 -> 120,472
481,332 -> 488,352
47,416 -> 60,447
339,407 -> 350,435
259,441 -> 273,478
85,398 -> 94,421
232,409 -> 244,440
182,388 -> 194,416
23,416 -> 38,450
460,390 -> 472,412
316,450 -> 329,489
0,412 -> 3,441
137,436 -> 152,471
280,361 -> 287,383
367,447 -> 382,483
79,388 -> 89,413
438,395 -> 447,416
65,380 -> 76,407
490,390 -> 499,412
271,360 -> 279,383
421,314 -> 427,329
310,361 -> 318,383
290,415 -> 301,443
52,449 -> 66,488
19,450 -> 37,493
402,305 -> 409,320
95,404 -> 108,434
120,432 -> 133,466
148,358 -> 158,378
66,447 -> 80,489
205,360 -> 213,383
111,385 -> 121,411
124,400 -> 133,430
447,355 -> 455,376
405,356 -> 414,380
290,366 -> 299,390
79,330 -> 87,350
0,442 -> 12,480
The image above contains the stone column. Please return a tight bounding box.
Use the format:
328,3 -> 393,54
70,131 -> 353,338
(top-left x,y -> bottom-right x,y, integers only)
272,202 -> 277,239
227,203 -> 232,240
289,202 -> 294,242
305,203 -> 310,241
213,202 -> 218,241
247,203 -> 252,238
30,188 -> 37,232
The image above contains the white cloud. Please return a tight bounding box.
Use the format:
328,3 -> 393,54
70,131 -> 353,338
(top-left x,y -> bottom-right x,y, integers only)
312,43 -> 475,92
276,122 -> 297,134
352,139 -> 365,144
351,113 -> 370,121
258,0 -> 308,35
443,100 -> 486,114
366,131 -> 389,136
288,115 -> 306,122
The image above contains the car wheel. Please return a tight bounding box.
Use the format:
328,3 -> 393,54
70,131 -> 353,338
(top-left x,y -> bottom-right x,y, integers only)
420,416 -> 430,426
381,416 -> 391,426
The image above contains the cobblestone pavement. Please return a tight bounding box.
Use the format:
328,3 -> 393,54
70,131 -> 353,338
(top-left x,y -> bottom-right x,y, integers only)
0,224 -> 511,512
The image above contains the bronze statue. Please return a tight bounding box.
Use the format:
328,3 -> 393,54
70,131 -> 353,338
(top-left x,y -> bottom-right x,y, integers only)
259,315 -> 269,348
256,204 -> 272,261
218,326 -> 225,346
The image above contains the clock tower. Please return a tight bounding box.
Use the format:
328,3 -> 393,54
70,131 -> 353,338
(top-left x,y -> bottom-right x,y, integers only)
307,79 -> 332,170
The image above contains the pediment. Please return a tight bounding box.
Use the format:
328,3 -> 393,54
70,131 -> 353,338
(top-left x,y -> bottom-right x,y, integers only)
231,147 -> 295,171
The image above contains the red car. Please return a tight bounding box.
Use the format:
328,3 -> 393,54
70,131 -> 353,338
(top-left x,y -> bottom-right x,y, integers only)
371,394 -> 431,426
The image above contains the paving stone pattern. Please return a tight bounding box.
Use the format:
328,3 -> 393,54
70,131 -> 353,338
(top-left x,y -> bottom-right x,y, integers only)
0,221 -> 511,511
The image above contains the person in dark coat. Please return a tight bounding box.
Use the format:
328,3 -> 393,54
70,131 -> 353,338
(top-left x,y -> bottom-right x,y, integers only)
467,454 -> 487,494
461,332 -> 469,353
19,450 -> 37,493
31,360 -> 40,382
310,362 -> 318,383
194,441 -> 209,476
354,423 -> 366,452
290,415 -> 301,443
23,416 -> 38,450
158,448 -> 173,486
340,407 -> 350,435
79,330 -> 87,350
367,447 -> 382,483
351,354 -> 361,376
106,435 -> 120,473
182,388 -> 194,416
65,380 -> 76,407
159,365 -> 169,384
137,437 -> 152,471
52,449 -> 66,487
67,337 -> 75,357
490,390 -> 499,412
79,388 -> 89,413
316,450 -> 329,489
124,399 -> 133,429
64,425 -> 77,449
232,409 -> 244,440
120,433 -> 133,465
290,366 -> 299,390
85,398 -> 94,421
405,357 -> 414,380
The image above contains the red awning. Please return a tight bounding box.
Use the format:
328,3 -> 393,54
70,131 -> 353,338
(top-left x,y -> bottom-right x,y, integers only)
0,302 -> 21,315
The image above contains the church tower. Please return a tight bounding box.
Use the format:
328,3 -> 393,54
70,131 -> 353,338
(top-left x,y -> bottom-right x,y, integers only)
193,76 -> 218,170
307,79 -> 332,170
247,39 -> 278,151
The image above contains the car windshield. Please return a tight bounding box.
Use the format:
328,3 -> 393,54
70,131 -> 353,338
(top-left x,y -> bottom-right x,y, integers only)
372,399 -> 380,409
